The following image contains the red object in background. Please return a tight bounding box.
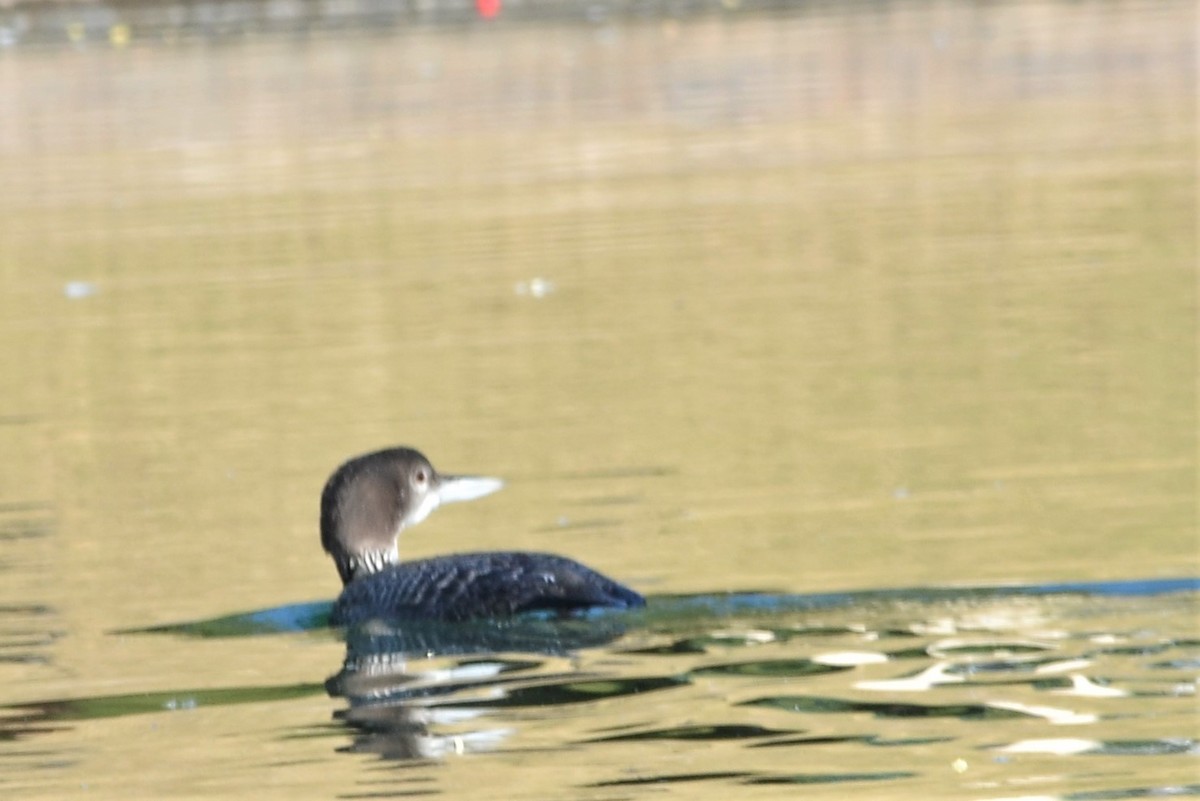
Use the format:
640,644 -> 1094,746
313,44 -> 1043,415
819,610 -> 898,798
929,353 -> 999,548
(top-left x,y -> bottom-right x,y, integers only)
476,0 -> 501,18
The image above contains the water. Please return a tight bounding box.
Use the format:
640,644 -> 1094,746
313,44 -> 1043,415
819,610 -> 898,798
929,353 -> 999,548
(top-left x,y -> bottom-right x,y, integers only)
0,0 -> 1195,797
3,582 -> 1197,797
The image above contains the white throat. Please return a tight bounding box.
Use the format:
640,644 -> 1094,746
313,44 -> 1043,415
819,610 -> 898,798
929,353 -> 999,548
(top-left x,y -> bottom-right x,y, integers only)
401,491 -> 441,529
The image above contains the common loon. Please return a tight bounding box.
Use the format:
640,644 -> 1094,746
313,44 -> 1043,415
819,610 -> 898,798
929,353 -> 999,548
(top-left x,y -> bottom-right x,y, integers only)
321,447 -> 646,625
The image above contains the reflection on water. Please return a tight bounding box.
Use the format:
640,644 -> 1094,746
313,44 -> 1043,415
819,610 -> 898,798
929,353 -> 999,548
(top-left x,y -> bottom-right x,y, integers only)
2,580 -> 1196,796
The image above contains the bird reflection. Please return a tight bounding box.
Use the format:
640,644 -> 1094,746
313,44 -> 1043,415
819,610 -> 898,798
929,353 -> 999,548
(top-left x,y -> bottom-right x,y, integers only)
323,614 -> 646,761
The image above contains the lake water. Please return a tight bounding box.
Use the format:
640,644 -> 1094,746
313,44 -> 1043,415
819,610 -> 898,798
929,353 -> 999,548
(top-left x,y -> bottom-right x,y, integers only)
0,0 -> 1195,798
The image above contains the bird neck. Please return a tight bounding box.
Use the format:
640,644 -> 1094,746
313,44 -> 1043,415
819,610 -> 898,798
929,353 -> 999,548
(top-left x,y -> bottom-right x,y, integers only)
338,543 -> 400,584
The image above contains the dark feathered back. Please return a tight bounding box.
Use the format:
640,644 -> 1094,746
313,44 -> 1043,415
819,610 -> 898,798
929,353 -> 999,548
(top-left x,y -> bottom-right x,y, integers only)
330,551 -> 646,625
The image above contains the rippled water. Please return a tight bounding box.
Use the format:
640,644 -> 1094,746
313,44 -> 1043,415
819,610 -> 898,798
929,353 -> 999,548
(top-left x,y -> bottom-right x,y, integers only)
3,581 -> 1197,798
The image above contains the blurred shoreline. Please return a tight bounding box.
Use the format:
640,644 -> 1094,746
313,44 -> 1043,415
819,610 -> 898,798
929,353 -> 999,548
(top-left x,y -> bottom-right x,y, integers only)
2,0 -> 804,47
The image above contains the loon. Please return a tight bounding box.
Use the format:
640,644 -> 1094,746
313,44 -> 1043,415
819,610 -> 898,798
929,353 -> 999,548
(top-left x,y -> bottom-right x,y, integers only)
321,447 -> 645,625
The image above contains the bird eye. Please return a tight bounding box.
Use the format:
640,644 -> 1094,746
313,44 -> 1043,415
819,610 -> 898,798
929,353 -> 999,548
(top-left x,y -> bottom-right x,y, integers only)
415,469 -> 428,484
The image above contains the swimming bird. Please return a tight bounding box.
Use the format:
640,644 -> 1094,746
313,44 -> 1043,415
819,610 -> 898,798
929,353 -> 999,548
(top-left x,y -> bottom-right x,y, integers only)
321,447 -> 645,625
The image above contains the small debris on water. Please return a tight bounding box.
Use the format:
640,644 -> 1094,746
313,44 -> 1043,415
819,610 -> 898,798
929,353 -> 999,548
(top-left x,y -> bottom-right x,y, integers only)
515,278 -> 554,298
64,281 -> 97,299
